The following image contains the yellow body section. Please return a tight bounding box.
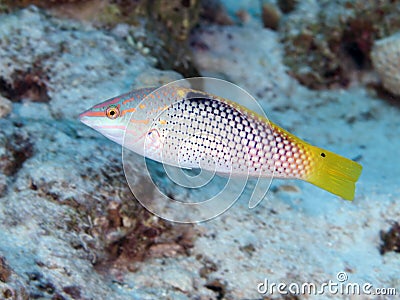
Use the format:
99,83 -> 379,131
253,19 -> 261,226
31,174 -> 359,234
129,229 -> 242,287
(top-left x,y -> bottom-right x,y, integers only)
210,89 -> 362,200
270,122 -> 362,200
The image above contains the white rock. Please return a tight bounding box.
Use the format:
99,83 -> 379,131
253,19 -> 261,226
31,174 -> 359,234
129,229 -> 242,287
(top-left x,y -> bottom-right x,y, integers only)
371,33 -> 400,96
0,95 -> 12,118
162,268 -> 194,293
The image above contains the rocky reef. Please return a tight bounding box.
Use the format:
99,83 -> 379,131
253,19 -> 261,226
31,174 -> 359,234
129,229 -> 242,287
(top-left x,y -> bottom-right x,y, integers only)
380,222 -> 400,255
279,0 -> 400,89
0,1 -> 399,299
0,7 -> 202,299
0,0 -> 202,76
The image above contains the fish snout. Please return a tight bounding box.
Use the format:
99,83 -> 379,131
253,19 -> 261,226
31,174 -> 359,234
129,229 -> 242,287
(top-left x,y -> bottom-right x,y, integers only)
78,112 -> 91,126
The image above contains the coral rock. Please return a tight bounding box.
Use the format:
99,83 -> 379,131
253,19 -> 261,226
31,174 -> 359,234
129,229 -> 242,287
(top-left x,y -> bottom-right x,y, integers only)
280,0 -> 400,89
0,174 -> 6,197
371,33 -> 400,96
0,96 -> 12,118
380,222 -> 400,254
261,3 -> 281,30
0,257 -> 29,300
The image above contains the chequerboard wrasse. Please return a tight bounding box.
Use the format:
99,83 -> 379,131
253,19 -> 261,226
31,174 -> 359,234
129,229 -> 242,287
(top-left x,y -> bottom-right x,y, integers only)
79,86 -> 362,200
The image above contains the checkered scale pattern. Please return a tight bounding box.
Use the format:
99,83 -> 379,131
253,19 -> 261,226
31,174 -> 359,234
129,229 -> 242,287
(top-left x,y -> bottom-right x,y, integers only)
156,95 -> 312,179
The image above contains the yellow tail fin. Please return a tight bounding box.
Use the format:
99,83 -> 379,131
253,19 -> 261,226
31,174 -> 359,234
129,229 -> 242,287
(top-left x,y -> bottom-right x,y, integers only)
305,147 -> 363,200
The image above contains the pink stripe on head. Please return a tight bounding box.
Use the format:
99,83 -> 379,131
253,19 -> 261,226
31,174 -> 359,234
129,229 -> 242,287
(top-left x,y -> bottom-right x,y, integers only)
93,96 -> 121,109
89,87 -> 157,112
80,111 -> 105,117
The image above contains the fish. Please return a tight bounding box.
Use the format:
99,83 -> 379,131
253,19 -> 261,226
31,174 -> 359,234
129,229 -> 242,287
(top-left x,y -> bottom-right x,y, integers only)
79,86 -> 362,200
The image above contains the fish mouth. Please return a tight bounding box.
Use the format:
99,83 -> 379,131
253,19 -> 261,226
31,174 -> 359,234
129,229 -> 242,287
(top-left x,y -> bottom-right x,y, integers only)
78,109 -> 93,125
78,114 -> 90,126
79,118 -> 125,143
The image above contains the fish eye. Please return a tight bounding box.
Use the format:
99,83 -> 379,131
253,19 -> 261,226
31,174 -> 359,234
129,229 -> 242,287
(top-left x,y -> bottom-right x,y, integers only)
321,152 -> 326,158
106,105 -> 120,119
